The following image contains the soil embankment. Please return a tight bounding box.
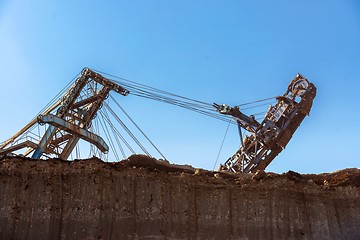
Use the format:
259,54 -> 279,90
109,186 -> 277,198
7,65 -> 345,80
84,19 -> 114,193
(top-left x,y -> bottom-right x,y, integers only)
1,155 -> 359,239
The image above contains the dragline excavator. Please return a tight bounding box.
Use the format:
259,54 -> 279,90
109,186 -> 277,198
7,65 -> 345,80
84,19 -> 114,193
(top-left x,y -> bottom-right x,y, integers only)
0,68 -> 316,174
214,74 -> 316,173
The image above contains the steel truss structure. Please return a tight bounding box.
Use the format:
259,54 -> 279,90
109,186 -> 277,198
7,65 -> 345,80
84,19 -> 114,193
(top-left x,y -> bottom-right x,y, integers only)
214,74 -> 316,173
0,68 -> 129,159
0,69 -> 316,173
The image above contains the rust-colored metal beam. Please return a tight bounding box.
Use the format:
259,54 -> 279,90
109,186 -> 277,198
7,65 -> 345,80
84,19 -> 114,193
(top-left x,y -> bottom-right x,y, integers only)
216,74 -> 316,173
0,140 -> 38,155
38,114 -> 109,153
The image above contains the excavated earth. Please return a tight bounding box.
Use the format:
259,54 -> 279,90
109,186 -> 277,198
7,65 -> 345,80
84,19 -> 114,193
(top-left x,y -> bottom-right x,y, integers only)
1,155 -> 360,240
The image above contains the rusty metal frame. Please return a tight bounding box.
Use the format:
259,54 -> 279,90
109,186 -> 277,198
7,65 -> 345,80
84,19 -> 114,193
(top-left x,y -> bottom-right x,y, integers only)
215,74 -> 316,173
0,68 -> 129,160
37,114 -> 109,153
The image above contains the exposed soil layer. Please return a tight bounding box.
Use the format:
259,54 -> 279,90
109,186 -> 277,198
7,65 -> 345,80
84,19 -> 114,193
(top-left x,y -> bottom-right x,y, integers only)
1,155 -> 359,239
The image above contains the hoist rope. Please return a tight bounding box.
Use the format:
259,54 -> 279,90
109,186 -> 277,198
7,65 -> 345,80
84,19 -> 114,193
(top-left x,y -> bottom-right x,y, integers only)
213,119 -> 231,171
99,109 -> 120,161
102,105 -> 151,156
94,69 -> 213,107
94,69 -> 275,124
109,95 -> 167,160
2,68 -> 280,164
100,108 -> 127,159
111,125 -> 127,159
237,96 -> 275,107
241,101 -> 276,111
37,72 -> 80,118
98,109 -> 136,155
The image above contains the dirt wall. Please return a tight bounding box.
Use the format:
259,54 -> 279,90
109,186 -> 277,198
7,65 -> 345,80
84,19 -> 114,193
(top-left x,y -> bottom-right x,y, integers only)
1,155 -> 359,239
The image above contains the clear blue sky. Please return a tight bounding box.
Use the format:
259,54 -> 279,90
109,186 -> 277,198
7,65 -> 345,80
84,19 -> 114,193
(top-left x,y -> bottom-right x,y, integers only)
1,0 -> 359,173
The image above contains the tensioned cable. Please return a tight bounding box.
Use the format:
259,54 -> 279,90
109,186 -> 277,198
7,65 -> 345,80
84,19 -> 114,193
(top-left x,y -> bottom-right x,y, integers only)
3,71 -> 82,146
109,74 -> 276,112
102,107 -> 128,160
113,85 -> 235,123
98,109 -> 136,155
111,125 -> 126,159
241,101 -> 276,111
213,119 -> 231,171
122,82 -> 214,108
252,111 -> 267,117
100,106 -> 147,156
93,69 -> 213,107
101,106 -> 126,159
37,71 -> 81,117
4,68 -> 279,160
101,108 -> 121,161
103,104 -> 151,156
89,119 -> 97,158
109,95 -> 167,160
111,81 -> 216,112
237,96 -> 276,107
114,86 -> 234,122
93,69 -> 274,123
97,111 -> 120,161
124,89 -> 215,112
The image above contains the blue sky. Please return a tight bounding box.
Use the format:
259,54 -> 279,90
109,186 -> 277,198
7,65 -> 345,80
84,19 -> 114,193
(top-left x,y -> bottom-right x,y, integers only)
0,0 -> 359,173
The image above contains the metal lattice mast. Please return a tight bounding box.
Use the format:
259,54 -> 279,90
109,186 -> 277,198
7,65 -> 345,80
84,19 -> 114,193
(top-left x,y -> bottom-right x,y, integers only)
0,68 -> 129,160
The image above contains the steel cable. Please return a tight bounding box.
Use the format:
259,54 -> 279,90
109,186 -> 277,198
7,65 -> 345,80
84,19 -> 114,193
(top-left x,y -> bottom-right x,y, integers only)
109,95 -> 167,160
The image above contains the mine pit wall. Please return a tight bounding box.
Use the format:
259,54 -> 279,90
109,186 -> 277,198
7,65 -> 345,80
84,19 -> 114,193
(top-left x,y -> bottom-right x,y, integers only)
0,158 -> 359,240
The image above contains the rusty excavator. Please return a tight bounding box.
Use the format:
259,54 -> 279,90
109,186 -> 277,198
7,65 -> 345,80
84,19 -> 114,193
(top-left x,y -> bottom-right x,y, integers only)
213,74 -> 316,173
0,69 -> 316,173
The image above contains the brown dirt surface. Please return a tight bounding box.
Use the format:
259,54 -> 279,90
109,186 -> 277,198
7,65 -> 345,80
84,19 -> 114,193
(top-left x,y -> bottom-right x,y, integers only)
1,155 -> 359,239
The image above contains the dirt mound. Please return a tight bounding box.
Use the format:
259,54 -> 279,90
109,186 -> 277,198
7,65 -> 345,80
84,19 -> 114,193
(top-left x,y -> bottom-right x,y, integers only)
1,155 -> 359,239
303,168 -> 360,187
119,154 -> 196,174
